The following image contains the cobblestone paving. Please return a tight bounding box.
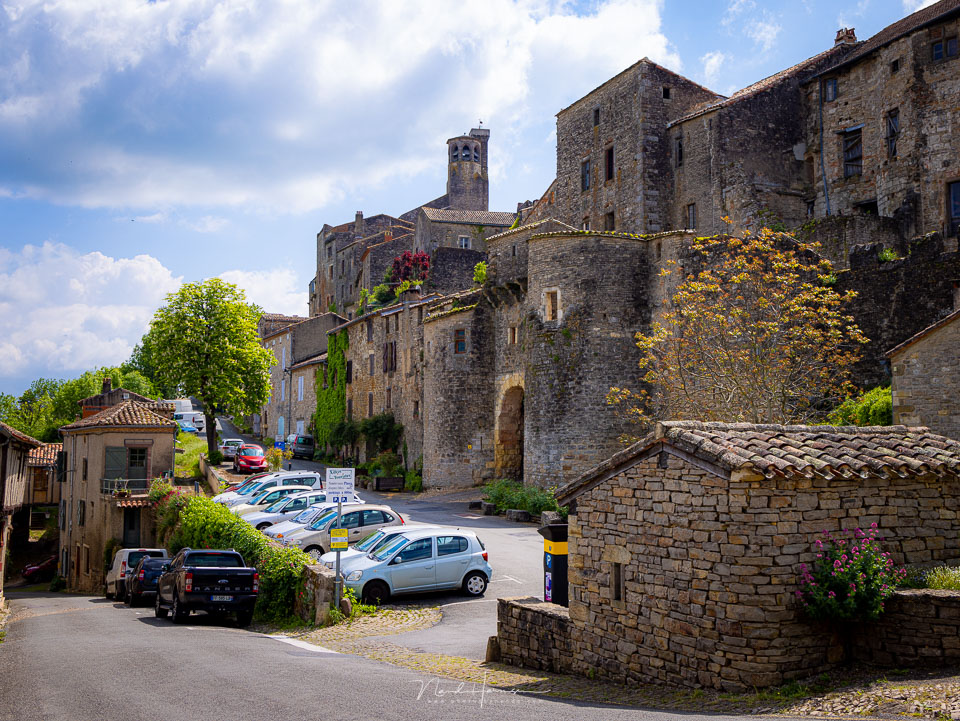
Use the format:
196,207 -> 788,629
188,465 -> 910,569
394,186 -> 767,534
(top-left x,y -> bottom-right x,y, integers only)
281,604 -> 960,718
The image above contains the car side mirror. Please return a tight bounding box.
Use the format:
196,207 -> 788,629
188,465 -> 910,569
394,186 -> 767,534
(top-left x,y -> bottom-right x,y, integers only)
390,556 -> 401,565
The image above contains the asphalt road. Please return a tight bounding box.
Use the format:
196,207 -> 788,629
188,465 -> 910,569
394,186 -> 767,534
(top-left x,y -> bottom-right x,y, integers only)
1,591 -> 748,721
218,418 -> 544,659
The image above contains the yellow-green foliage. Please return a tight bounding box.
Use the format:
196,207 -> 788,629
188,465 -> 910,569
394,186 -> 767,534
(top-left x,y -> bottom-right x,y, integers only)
828,386 -> 892,426
313,329 -> 348,449
175,431 -> 206,478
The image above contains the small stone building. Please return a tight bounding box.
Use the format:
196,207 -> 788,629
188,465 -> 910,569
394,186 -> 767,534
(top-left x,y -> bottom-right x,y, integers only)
888,307 -> 960,440
498,421 -> 960,690
1,421 -> 41,602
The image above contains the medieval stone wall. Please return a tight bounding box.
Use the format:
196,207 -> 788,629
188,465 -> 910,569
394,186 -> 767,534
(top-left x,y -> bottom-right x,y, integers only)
428,246 -> 485,297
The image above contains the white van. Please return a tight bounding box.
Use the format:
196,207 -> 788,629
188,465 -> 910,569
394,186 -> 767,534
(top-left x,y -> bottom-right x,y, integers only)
169,398 -> 193,414
174,411 -> 205,432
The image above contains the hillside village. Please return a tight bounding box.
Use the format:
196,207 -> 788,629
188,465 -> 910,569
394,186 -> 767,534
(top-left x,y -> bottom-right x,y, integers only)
254,1 -> 960,491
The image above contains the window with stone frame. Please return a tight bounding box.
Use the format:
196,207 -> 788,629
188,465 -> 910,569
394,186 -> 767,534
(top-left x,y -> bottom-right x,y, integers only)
413,400 -> 419,418
454,329 -> 466,354
367,393 -> 373,418
593,107 -> 600,126
612,561 -> 623,601
823,77 -> 838,102
544,290 -> 560,322
886,109 -> 900,159
932,34 -> 958,61
347,399 -> 353,420
662,86 -> 671,100
582,217 -> 590,231
82,457 -> 87,481
604,145 -> 614,182
604,211 -> 615,231
77,500 -> 85,527
949,181 -> 960,237
843,128 -> 863,178
458,236 -> 471,249
382,341 -> 397,372
345,360 -> 353,384
675,136 -> 683,167
685,203 -> 697,230
366,319 -> 373,342
386,387 -> 392,409
580,158 -> 591,192
508,326 -> 518,345
369,353 -> 375,376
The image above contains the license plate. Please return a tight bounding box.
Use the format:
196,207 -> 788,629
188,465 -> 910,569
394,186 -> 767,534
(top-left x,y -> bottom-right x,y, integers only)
211,595 -> 233,602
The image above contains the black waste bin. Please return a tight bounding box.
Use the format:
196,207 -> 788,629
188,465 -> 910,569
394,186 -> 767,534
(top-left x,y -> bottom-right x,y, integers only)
538,523 -> 568,607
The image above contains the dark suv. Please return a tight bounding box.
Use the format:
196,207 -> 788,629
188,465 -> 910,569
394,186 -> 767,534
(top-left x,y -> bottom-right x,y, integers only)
125,557 -> 167,607
292,434 -> 315,460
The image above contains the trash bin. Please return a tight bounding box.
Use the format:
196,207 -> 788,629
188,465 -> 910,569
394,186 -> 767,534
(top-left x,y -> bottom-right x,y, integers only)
538,523 -> 568,607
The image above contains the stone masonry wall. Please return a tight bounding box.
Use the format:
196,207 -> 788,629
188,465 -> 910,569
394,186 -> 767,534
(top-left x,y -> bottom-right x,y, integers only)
851,589 -> 960,666
496,597 -> 572,673
566,453 -> 960,690
891,313 -> 960,441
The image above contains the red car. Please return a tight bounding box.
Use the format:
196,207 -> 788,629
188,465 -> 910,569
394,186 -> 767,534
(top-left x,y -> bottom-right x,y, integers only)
233,444 -> 267,474
22,555 -> 57,583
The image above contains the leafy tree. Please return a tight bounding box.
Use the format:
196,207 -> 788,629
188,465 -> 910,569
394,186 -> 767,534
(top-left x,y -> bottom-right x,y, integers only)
473,261 -> 487,286
608,229 -> 868,435
370,284 -> 394,306
14,379 -> 62,441
391,250 -> 430,283
827,385 -> 892,426
143,279 -> 275,456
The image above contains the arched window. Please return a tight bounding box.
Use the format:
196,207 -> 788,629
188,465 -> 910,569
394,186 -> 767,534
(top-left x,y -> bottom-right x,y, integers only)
451,146 -> 459,162
473,146 -> 480,162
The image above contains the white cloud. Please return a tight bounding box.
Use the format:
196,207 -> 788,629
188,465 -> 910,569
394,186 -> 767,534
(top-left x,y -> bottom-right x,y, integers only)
0,242 -> 182,377
132,211 -> 167,224
185,215 -> 229,233
722,0 -> 781,52
218,268 -> 308,317
0,0 -> 675,214
700,51 -> 729,85
902,0 -> 938,11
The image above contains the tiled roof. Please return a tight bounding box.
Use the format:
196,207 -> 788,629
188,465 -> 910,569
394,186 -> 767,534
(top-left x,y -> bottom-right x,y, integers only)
487,218 -> 578,242
420,207 -> 516,226
291,352 -> 327,370
886,308 -> 960,357
27,443 -> 62,466
557,421 -> 960,504
0,420 -> 41,448
61,400 -> 178,431
117,497 -> 154,507
261,313 -> 306,322
817,0 -> 960,75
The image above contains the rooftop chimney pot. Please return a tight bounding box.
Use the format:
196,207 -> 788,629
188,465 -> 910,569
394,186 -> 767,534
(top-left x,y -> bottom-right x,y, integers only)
102,377 -> 112,395
835,27 -> 857,45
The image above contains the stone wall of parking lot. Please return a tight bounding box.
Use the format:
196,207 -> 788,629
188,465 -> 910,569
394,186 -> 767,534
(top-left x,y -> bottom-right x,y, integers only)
294,563 -> 337,625
496,597 -> 572,674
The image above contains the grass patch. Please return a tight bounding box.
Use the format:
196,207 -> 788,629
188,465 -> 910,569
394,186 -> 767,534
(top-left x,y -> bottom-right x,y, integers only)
719,673 -> 835,705
924,566 -> 960,591
175,432 -> 207,479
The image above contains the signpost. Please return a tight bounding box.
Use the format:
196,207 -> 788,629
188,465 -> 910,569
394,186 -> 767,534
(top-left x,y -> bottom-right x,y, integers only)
325,467 -> 355,611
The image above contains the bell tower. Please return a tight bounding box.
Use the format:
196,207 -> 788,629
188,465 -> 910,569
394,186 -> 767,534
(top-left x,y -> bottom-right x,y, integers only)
446,127 -> 489,211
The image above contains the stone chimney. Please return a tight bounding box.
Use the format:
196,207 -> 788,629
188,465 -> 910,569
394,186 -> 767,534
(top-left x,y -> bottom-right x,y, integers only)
385,229 -> 393,242
835,28 -> 857,45
101,377 -> 112,395
354,211 -> 363,235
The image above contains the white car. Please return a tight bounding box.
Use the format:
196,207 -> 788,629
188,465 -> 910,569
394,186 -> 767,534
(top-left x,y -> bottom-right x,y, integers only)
216,472 -> 324,506
319,524 -> 441,571
241,490 -> 361,530
230,485 -> 314,516
283,503 -> 403,560
218,438 -> 245,459
263,505 -> 336,541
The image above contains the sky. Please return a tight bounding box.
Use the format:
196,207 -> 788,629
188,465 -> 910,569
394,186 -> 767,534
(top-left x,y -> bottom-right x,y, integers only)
0,0 -> 942,396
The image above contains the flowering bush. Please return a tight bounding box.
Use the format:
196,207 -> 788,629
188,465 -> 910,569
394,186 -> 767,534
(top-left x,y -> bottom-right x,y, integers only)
796,523 -> 906,621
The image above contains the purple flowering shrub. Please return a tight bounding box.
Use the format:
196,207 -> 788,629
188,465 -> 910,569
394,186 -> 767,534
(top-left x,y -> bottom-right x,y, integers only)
796,523 -> 906,621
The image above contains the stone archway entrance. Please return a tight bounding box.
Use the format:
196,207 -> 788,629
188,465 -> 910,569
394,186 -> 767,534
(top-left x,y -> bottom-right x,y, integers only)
495,387 -> 524,481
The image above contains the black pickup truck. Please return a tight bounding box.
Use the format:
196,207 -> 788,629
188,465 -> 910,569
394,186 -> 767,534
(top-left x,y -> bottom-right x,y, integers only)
155,548 -> 258,627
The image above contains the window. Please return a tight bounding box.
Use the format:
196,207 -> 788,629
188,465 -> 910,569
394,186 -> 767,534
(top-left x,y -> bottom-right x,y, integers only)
605,145 -> 614,181
82,458 -> 87,481
383,341 -> 396,372
933,36 -> 958,61
347,399 -> 353,420
366,319 -> 373,342
454,329 -> 466,354
84,545 -> 90,576
385,387 -> 392,409
545,290 -> 559,322
843,128 -> 862,177
592,107 -> 600,126
281,379 -> 286,401
128,448 -> 147,480
394,314 -> 399,332
580,159 -> 591,192
345,360 -> 353,384
327,246 -> 333,260
368,392 -> 373,417
473,147 -> 480,162
362,509 -> 386,525
824,77 -> 838,102
451,145 -> 459,161
369,353 -> 375,375
508,326 -> 517,345
675,137 -> 683,167
685,203 -> 697,230
886,109 -> 899,158
662,86 -> 671,100
582,217 -> 590,231
384,317 -> 389,335
77,500 -> 85,527
413,400 -> 419,418
512,244 -> 517,257
437,536 -> 468,556
891,58 -> 900,73
328,266 -> 333,279
949,181 -> 960,236
298,375 -> 304,401
397,538 -> 432,563
604,211 -> 615,231
281,346 -> 286,369
612,562 -> 623,601
458,236 -> 471,249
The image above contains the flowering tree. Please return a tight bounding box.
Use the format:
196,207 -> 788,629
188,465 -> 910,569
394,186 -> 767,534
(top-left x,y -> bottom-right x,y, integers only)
391,251 -> 430,283
608,228 -> 868,434
797,524 -> 906,621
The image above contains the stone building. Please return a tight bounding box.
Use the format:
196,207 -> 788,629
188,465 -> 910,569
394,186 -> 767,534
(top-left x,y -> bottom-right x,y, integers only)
496,421 -> 960,690
59,400 -> 177,593
0,420 -> 41,602
26,442 -> 62,508
888,307 -> 960,440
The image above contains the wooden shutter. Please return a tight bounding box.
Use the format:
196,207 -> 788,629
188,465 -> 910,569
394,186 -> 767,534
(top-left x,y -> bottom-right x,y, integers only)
104,447 -> 127,480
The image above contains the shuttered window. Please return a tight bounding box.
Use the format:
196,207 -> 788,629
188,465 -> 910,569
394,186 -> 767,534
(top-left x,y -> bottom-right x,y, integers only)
104,447 -> 127,480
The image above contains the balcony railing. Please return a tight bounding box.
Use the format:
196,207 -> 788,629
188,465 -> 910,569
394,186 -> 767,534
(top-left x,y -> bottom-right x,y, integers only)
100,478 -> 150,496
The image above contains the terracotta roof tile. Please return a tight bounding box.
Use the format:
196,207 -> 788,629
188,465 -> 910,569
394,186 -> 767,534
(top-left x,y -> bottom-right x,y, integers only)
420,207 -> 517,226
61,400 -> 178,431
27,443 -> 62,466
0,420 -> 41,447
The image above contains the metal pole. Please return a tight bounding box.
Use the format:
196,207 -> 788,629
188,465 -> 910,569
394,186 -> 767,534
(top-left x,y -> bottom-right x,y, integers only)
334,496 -> 342,612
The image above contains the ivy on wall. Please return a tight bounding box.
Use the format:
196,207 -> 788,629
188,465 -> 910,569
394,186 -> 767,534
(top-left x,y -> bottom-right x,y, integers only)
313,329 -> 349,448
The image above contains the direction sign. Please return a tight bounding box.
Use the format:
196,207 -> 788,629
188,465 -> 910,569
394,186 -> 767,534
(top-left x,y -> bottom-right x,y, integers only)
330,528 -> 348,550
325,467 -> 355,503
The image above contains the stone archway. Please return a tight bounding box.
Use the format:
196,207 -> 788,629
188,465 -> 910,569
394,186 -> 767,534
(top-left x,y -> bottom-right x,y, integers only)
495,386 -> 524,481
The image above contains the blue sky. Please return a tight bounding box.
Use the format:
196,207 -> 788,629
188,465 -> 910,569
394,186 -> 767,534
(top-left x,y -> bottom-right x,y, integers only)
0,0 -> 939,396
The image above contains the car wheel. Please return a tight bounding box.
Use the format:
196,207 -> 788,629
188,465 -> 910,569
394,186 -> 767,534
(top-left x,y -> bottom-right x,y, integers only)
154,593 -> 168,619
116,581 -> 125,600
304,546 -> 325,562
171,594 -> 189,624
124,587 -> 133,605
362,580 -> 390,605
462,571 -> 487,597
256,523 -> 271,531
236,610 -> 254,628
105,584 -> 114,600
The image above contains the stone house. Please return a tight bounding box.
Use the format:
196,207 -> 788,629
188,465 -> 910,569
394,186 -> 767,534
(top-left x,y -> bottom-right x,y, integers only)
79,378 -> 165,419
412,207 -> 516,257
0,420 -> 41,602
497,421 -> 960,690
888,307 -> 960,440
59,400 -> 177,593
26,442 -> 62,509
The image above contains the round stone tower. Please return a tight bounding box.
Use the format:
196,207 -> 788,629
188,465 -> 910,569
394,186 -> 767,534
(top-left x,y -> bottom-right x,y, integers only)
446,127 -> 489,211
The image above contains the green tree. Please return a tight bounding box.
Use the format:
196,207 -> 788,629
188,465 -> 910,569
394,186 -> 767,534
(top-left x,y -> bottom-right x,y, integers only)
143,279 -> 275,456
15,379 -> 62,441
473,261 -> 487,286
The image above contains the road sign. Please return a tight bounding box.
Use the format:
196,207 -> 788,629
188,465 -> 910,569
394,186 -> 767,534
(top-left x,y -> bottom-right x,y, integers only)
325,467 -> 355,503
330,528 -> 348,550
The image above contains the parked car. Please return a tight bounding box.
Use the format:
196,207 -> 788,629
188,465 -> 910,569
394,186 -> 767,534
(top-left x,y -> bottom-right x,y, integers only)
124,557 -> 167,606
244,491 -> 362,531
291,434 -> 315,460
219,473 -> 325,507
230,485 -> 314,516
105,547 -> 169,600
174,411 -> 205,432
218,438 -> 245,459
318,524 -> 441,571
343,527 -> 491,604
177,420 -> 200,435
233,444 -> 267,474
21,555 -> 58,583
155,548 -> 258,627
263,505 -> 337,541
283,503 -> 403,560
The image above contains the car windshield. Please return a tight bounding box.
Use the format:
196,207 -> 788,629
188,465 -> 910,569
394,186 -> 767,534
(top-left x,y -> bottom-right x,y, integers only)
239,481 -> 271,497
354,529 -> 386,552
296,436 -> 313,444
251,490 -> 277,504
225,440 -> 243,447
185,553 -> 244,568
292,508 -> 320,523
127,550 -> 164,567
240,447 -> 264,457
370,535 -> 410,562
307,510 -> 338,530
265,498 -> 290,513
